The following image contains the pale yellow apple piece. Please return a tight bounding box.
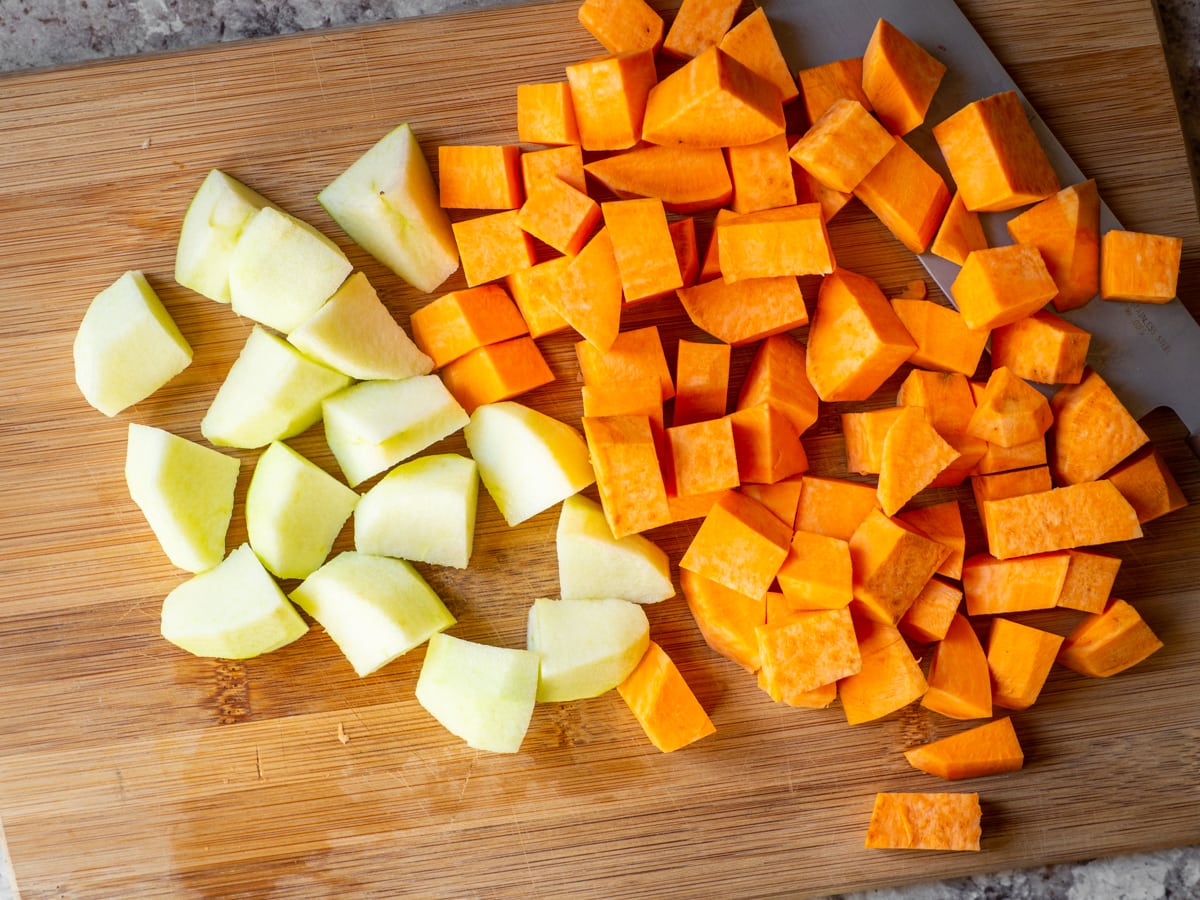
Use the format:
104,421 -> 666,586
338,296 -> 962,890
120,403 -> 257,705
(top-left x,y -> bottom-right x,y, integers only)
526,597 -> 650,703
556,494 -> 674,603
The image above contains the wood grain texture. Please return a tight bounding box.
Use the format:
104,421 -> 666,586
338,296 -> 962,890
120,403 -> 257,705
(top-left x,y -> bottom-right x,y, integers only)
0,0 -> 1198,896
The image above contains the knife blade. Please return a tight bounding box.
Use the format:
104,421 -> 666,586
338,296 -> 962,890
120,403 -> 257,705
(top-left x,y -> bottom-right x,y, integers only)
760,0 -> 1200,452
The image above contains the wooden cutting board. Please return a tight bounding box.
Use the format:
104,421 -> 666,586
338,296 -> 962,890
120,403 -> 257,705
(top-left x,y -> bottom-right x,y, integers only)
1,0 -> 1198,896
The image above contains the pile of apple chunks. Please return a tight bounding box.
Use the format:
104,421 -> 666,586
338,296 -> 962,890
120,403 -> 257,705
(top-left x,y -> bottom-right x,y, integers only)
71,0 -> 1190,850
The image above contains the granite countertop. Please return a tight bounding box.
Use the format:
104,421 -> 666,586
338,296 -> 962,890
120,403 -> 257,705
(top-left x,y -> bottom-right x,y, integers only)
1,1 -> 1198,898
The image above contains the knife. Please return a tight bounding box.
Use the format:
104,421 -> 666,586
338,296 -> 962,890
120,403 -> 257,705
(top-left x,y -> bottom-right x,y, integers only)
759,0 -> 1200,455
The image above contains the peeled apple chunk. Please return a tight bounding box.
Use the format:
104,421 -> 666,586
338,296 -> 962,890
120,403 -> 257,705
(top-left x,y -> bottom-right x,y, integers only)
125,422 -> 240,573
322,376 -> 470,488
245,441 -> 360,580
290,552 -> 455,677
462,401 -> 596,526
354,453 -> 479,569
227,205 -> 352,333
201,325 -> 351,449
73,270 -> 193,417
415,632 -> 540,754
161,543 -> 308,659
317,122 -> 460,294
174,168 -> 276,304
556,494 -> 674,604
287,271 -> 434,381
526,597 -> 650,703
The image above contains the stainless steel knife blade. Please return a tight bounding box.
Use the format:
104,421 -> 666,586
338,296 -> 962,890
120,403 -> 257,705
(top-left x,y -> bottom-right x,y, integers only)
760,0 -> 1200,445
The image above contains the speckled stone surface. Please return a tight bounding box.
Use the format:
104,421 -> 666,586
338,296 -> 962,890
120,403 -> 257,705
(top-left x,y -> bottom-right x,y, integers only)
1,2 -> 1198,898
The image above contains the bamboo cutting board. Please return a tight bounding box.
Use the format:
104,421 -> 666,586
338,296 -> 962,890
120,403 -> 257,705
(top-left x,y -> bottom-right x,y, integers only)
1,0 -> 1198,896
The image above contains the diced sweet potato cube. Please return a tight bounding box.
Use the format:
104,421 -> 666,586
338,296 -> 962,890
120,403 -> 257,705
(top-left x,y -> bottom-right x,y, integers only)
581,376 -> 664,432
673,339 -> 730,426
790,99 -> 896,194
864,792 -> 982,852
740,478 -> 804,529
551,227 -> 623,350
842,407 -> 905,476
678,275 -> 809,346
602,198 -> 683,303
1057,549 -> 1121,614
792,162 -> 853,223
521,144 -> 587,195
951,243 -> 1058,331
680,491 -> 793,599
667,415 -> 740,497
729,403 -> 809,485
797,57 -> 870,125
776,530 -> 853,611
661,0 -> 740,60
891,297 -> 989,376
577,0 -> 663,55
962,551 -> 1070,616
970,466 -> 1053,510
576,325 -> 674,402
438,144 -> 523,210
618,641 -> 716,752
439,335 -> 554,414
980,480 -> 1143,560
966,366 -> 1053,448
664,486 -> 727,525
922,612 -> 992,720
904,717 -> 1024,780
716,203 -> 835,281
861,18 -> 947,135
1050,368 -> 1148,485
566,50 -> 658,151
895,369 -> 986,488
582,414 -> 672,537
839,617 -> 928,725
853,138 -> 951,254
735,332 -> 820,435
877,405 -> 961,517
410,284 -> 529,369
516,82 -> 580,146
898,576 -> 962,644
756,606 -> 861,701
988,311 -> 1091,385
1105,445 -> 1188,524
930,191 -> 988,266
716,8 -> 799,103
670,217 -> 701,288
506,256 -> 571,338
452,210 -> 536,287
515,175 -> 600,256
681,568 -> 765,671
849,508 -> 950,624
1100,229 -> 1182,303
898,500 -> 966,580
1006,179 -> 1100,311
986,617 -> 1064,710
727,133 -> 797,214
795,476 -> 880,541
974,435 -> 1048,476
585,145 -> 732,214
1057,598 -> 1164,677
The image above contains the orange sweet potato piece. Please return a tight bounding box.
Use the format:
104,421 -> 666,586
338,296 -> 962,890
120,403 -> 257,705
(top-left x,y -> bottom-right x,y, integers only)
670,216 -> 701,288
980,480 -> 1142,560
667,415 -> 740,497
584,145 -> 732,214
839,618 -> 928,725
895,369 -> 986,487
898,500 -> 966,580
661,0 -> 740,60
581,376 -> 664,432
970,465 -> 1053,510
438,144 -> 523,210
699,207 -> 737,279
877,405 -> 962,517
1006,179 -> 1100,311
1050,368 -> 1148,485
1100,229 -> 1183,303
842,407 -> 904,476
521,144 -> 587,195
951,243 -> 1058,331
602,198 -> 683,303
757,666 -> 838,709
776,530 -> 853,611
973,435 -> 1048,476
795,476 -> 880,541
1057,550 -> 1121,614
565,50 -> 658,151
582,414 -> 672,537
932,90 -> 1060,213
930,191 -> 988,267
756,606 -> 862,701
922,612 -> 992,720
789,99 -> 896,193
516,176 -> 601,256
717,203 -> 835,281
410,283 -> 529,369
618,640 -> 716,752
677,275 -> 809,346
680,490 -> 793,599
966,366 -> 1053,448
792,162 -> 854,224
452,210 -> 536,287
516,82 -> 580,146
439,336 -> 554,414
726,133 -> 797,214
577,0 -> 663,55
988,311 -> 1091,385
681,568 -> 766,670
1057,598 -> 1164,677
806,268 -> 916,402
890,297 -> 989,376
729,403 -> 809,485
735,333 -> 820,435
740,478 -> 804,529
849,508 -> 951,625
664,485 -> 728,525
673,339 -> 730,426
576,325 -> 675,403
717,8 -> 799,103
896,279 -> 928,300
797,57 -> 871,125
898,576 -> 962,644
862,18 -> 947,135
864,792 -> 982,851
506,256 -> 571,338
551,227 -> 623,350
853,137 -> 951,254
904,717 -> 1024,780
962,551 -> 1070,616
642,47 -> 786,148
986,617 -> 1064,710
1105,445 -> 1189,524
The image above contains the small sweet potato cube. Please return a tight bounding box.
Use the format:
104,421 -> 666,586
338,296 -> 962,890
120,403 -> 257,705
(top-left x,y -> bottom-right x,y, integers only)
904,717 -> 1024,780
661,0 -> 741,60
974,435 -> 1048,475
896,279 -> 928,300
776,530 -> 853,611
839,618 -> 928,725
677,275 -> 809,346
680,490 -> 793,598
854,138 -> 952,254
797,57 -> 870,125
795,476 -> 880,541
664,486 -> 727,525
862,18 -> 947,136
989,311 -> 1091,385
667,415 -> 740,497
790,99 -> 897,193
756,665 -> 838,708
729,403 -> 809,485
618,641 -> 716,752
896,369 -> 986,488
673,339 -> 730,426
681,568 -> 766,671
890,297 -> 989,376
842,407 -> 905,476
1057,550 -> 1121,614
932,90 -> 1060,213
849,508 -> 951,625
717,8 -> 799,103
966,367 -> 1053,448
439,335 -> 554,414
986,617 -> 1064,710
506,256 -> 571,338
566,50 -> 658,151
970,466 -> 1053,510
699,207 -> 736,279
951,243 -> 1058,331
877,405 -> 961,517
806,267 -> 916,402
864,792 -> 982,851
1050,368 -> 1148,485
1100,229 -> 1182,303
410,284 -> 529,369
1006,179 -> 1101,311
736,333 -> 820,435
577,0 -> 663,55
452,210 -> 536,287
1057,598 -> 1164,677
756,606 -> 861,701
551,227 -> 623,350
581,376 -> 664,432
516,82 -> 580,146
585,145 -> 732,214
980,481 -> 1143,560
740,478 -> 804,529
717,203 -> 835,281
576,325 -> 674,402
792,162 -> 853,224
922,612 -> 992,720
602,198 -> 683,303
521,144 -> 587,195
1105,445 -> 1188,524
930,191 -> 988,266
898,500 -> 966,580
438,144 -> 523,210
726,133 -> 797,214
582,414 -> 672,537
516,176 -> 600,256
898,576 -> 962,644
670,217 -> 700,288
962,551 -> 1070,616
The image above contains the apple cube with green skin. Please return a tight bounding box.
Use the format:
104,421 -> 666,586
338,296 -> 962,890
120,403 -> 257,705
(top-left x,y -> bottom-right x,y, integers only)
73,270 -> 193,417
462,401 -> 596,526
290,552 -> 455,677
228,205 -> 353,334
322,376 -> 469,487
201,325 -> 351,449
526,597 -> 650,703
125,423 -> 240,573
174,168 -> 277,304
354,453 -> 478,569
161,543 -> 308,659
287,271 -> 433,381
415,632 -> 540,754
245,441 -> 360,580
317,122 -> 459,294
556,494 -> 674,604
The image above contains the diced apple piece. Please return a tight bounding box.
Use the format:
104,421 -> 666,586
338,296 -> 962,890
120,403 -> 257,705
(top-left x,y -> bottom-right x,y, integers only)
318,122 -> 460,294
290,551 -> 455,677
125,423 -> 240,573
354,453 -> 479,569
287,271 -> 433,381
73,270 -> 193,417
201,325 -> 351,449
322,376 -> 469,488
174,168 -> 277,303
245,441 -> 360,579
556,494 -> 674,604
415,631 -> 540,753
228,205 -> 352,333
527,597 -> 650,702
161,544 -> 308,659
462,401 -> 596,526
